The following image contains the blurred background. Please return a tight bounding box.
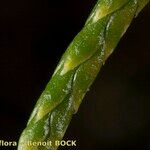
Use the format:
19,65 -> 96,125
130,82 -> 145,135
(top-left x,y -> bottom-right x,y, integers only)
0,0 -> 150,150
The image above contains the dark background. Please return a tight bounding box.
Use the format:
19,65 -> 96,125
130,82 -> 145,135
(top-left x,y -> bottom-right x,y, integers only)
0,0 -> 150,150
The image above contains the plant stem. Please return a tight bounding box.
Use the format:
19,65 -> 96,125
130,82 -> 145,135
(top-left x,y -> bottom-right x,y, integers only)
18,0 -> 149,150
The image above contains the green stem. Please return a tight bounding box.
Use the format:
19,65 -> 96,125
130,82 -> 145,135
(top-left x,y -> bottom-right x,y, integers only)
18,0 -> 149,150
